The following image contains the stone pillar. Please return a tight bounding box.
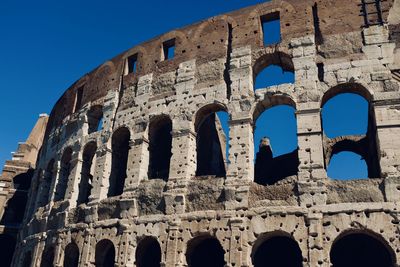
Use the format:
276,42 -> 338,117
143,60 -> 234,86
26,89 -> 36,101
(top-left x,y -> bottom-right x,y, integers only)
48,162 -> 61,204
80,229 -> 93,267
296,103 -> 327,207
164,127 -> 196,215
66,154 -> 83,209
125,138 -> 149,190
374,94 -> 400,202
117,223 -> 135,267
225,116 -> 254,210
227,218 -> 250,267
229,46 -> 253,98
165,220 -> 182,267
90,144 -> 112,201
306,212 -> 323,267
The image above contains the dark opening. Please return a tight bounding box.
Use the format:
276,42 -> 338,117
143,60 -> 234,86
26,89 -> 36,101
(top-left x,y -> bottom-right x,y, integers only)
252,236 -> 302,267
95,239 -> 115,267
77,142 -> 97,205
0,234 -> 16,267
186,237 -> 225,267
317,63 -> 324,82
0,192 -> 28,226
108,127 -> 130,197
40,246 -> 55,267
136,237 -> 161,267
224,23 -> 233,99
254,105 -> 299,185
12,169 -> 33,191
261,12 -> 281,46
127,54 -> 138,74
148,116 -> 172,180
22,251 -> 32,267
312,3 -> 323,45
74,86 -> 84,112
330,233 -> 394,267
196,112 -> 228,177
88,105 -> 103,134
54,147 -> 73,202
40,159 -> 54,207
162,39 -> 175,60
64,242 -> 80,267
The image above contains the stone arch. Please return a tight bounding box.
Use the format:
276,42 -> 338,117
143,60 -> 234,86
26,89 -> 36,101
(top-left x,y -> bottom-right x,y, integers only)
186,235 -> 225,267
135,236 -> 161,267
0,234 -> 16,267
54,147 -> 73,201
194,103 -> 229,177
64,242 -> 80,267
321,83 -> 380,178
321,82 -> 374,107
252,93 -> 296,122
330,230 -> 396,267
148,115 -> 172,181
108,127 -> 131,197
253,52 -> 294,90
251,232 -> 303,267
40,245 -> 55,267
95,239 -> 115,267
77,141 -> 97,205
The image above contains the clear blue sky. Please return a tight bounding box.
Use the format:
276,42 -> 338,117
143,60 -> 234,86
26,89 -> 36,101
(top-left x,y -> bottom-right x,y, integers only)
0,0 -> 369,180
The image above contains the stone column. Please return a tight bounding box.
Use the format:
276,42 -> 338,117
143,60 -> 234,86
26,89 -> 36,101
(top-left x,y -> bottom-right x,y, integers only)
229,46 -> 253,98
125,138 -> 149,190
165,220 -> 182,267
296,103 -> 327,207
225,116 -> 254,210
90,144 -> 112,201
227,218 -> 250,267
306,212 -> 323,266
374,94 -> 400,202
66,154 -> 83,209
164,127 -> 196,215
79,229 -> 93,267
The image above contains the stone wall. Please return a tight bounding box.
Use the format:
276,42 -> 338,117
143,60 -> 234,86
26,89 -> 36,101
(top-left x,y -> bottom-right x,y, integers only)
10,0 -> 400,266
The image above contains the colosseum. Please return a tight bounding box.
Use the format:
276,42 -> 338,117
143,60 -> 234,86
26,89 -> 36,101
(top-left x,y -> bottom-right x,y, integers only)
1,0 -> 400,266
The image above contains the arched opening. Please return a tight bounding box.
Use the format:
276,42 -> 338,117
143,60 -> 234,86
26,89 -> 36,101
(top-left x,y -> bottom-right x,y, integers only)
95,239 -> 115,267
40,159 -> 54,207
254,104 -> 298,185
186,236 -> 225,267
195,106 -> 229,177
330,232 -> 395,267
88,105 -> 103,134
40,246 -> 55,267
0,234 -> 16,267
77,142 -> 97,205
108,127 -> 130,197
252,235 -> 302,267
64,242 -> 80,267
54,147 -> 73,201
321,88 -> 380,179
253,53 -> 294,91
135,237 -> 161,267
12,169 -> 33,191
328,152 -> 368,179
22,251 -> 32,267
148,116 -> 172,180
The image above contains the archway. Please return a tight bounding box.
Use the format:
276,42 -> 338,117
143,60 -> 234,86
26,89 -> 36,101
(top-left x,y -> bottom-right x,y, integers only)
64,242 -> 80,267
77,141 -> 97,205
95,239 -> 115,267
186,236 -> 225,267
135,237 -> 161,267
330,232 -> 395,267
54,147 -> 73,201
195,105 -> 229,177
252,235 -> 302,267
108,127 -> 130,197
148,116 -> 172,181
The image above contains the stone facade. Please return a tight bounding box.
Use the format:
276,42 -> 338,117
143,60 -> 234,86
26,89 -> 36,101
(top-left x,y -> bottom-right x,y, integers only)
3,0 -> 400,266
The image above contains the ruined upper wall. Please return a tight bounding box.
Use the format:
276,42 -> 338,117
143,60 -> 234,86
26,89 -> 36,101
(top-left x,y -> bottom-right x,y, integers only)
45,0 -> 397,133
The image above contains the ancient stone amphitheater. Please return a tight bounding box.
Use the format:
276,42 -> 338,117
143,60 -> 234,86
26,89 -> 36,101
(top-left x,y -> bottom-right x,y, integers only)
1,0 -> 400,266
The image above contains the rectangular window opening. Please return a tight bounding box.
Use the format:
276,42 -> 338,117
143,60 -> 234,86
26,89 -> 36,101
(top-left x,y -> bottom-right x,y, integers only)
74,86 -> 84,113
127,54 -> 138,74
162,39 -> 175,61
261,12 -> 281,46
317,63 -> 324,82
